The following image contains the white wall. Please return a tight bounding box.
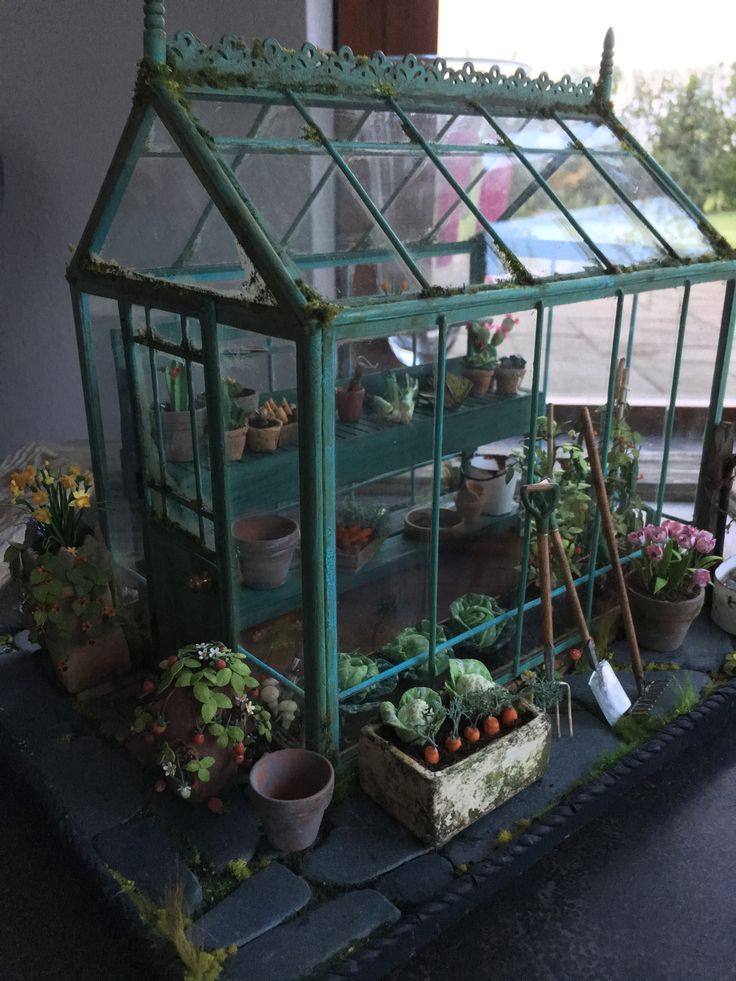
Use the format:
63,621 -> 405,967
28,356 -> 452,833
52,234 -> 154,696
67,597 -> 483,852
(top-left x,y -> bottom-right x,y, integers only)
0,0 -> 332,457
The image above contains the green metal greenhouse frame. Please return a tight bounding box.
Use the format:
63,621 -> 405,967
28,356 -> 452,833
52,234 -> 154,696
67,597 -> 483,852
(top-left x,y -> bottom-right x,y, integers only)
67,2 -> 736,758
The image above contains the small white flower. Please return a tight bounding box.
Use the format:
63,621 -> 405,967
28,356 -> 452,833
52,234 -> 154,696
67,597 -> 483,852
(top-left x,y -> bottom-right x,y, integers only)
179,784 -> 192,799
162,762 -> 176,777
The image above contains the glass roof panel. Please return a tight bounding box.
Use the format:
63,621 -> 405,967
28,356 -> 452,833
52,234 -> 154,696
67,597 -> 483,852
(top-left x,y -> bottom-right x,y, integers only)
341,151 -> 510,286
439,152 -> 604,276
560,118 -> 623,150
492,116 -> 571,151
190,98 -> 266,137
310,107 -> 411,143
523,151 -> 667,266
591,153 -> 713,257
404,111 -> 501,146
229,149 -> 423,299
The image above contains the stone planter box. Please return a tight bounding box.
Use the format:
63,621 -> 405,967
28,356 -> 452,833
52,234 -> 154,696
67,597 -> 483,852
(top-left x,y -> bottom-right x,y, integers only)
359,707 -> 551,845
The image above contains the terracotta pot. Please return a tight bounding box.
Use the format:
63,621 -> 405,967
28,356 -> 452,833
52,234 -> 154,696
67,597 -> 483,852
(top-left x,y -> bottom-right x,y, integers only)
246,420 -> 282,453
336,386 -> 365,423
159,408 -> 205,463
454,480 -> 485,523
278,420 -> 299,447
233,514 -> 299,589
226,426 -> 247,461
46,622 -> 130,694
234,388 -> 259,415
627,581 -> 705,653
403,507 -> 464,543
249,749 -> 334,852
495,367 -> 526,395
462,366 -> 494,397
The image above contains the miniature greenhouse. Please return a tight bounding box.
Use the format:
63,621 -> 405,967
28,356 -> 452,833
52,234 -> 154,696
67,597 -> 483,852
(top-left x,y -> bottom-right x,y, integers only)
67,4 -> 736,763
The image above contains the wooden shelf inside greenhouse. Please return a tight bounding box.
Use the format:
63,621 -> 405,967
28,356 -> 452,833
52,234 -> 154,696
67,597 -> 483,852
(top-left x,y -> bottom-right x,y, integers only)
166,387 -> 533,514
237,509 -> 520,630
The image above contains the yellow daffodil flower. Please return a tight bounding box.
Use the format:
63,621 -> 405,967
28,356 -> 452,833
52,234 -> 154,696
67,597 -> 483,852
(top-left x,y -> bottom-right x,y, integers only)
22,465 -> 36,483
68,466 -> 81,476
9,480 -> 22,500
83,471 -> 94,488
31,489 -> 49,506
34,507 -> 51,524
59,474 -> 75,489
70,488 -> 92,510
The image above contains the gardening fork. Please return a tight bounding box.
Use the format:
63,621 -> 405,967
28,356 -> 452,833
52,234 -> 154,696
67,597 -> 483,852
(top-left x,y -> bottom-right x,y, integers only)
520,480 -> 573,737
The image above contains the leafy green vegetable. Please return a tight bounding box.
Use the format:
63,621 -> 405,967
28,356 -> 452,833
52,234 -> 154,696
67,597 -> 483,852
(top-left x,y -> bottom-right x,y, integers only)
379,687 -> 446,745
447,658 -> 495,696
338,652 -> 379,691
381,620 -> 449,676
448,594 -> 504,651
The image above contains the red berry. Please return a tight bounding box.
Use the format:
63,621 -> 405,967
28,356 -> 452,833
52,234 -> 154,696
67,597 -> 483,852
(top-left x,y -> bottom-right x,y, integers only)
192,781 -> 201,791
142,680 -> 156,694
215,658 -> 227,670
207,797 -> 224,814
234,754 -> 245,765
154,779 -> 167,793
151,722 -> 167,736
569,647 -> 582,662
193,733 -> 205,746
234,742 -> 245,755
168,655 -> 178,667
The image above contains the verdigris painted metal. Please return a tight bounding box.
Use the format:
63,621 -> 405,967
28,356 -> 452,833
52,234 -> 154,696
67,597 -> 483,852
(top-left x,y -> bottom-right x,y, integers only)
359,710 -> 551,846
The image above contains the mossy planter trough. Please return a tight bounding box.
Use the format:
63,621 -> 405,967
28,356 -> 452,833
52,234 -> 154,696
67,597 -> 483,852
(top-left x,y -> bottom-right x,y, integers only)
359,707 -> 551,846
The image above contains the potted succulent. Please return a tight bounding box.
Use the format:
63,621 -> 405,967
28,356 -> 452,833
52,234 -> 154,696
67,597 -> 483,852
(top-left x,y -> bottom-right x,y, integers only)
246,404 -> 283,452
5,463 -> 129,693
132,641 -> 271,803
232,513 -> 300,589
335,497 -> 390,573
359,659 -> 550,844
495,354 -> 527,395
159,360 -> 205,463
625,521 -> 720,652
221,378 -> 248,461
369,372 -> 419,425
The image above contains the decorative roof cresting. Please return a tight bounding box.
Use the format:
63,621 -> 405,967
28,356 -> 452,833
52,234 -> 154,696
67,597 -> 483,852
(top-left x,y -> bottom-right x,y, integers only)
166,34 -> 600,108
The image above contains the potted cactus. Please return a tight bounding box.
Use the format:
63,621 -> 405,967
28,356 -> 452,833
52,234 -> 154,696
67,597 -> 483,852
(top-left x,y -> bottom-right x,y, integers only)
495,354 -> 527,395
159,360 -> 205,463
222,378 -> 248,461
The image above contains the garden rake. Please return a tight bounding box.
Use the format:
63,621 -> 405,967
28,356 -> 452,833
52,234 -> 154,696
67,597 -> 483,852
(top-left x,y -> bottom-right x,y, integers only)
520,480 -> 573,737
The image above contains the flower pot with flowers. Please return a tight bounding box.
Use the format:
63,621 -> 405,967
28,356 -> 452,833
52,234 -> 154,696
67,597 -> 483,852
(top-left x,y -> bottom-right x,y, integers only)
625,521 -> 720,652
4,463 -> 129,692
159,360 -> 205,463
132,642 -> 272,803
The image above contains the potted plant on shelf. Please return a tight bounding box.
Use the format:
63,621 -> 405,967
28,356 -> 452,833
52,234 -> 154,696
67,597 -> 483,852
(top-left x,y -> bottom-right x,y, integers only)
159,360 -> 205,463
132,641 -> 271,803
359,659 -> 550,844
625,521 -> 720,652
369,372 -> 418,425
336,357 -> 374,423
335,497 -> 390,573
462,320 -> 497,396
494,354 -> 527,395
232,513 -> 300,589
5,463 -> 129,692
246,404 -> 283,453
221,378 -> 248,461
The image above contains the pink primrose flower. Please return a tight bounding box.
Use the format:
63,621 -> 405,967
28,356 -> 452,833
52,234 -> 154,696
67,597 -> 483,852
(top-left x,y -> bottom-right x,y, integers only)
627,530 -> 646,546
694,531 -> 715,555
646,543 -> 664,561
677,528 -> 698,550
662,520 -> 683,539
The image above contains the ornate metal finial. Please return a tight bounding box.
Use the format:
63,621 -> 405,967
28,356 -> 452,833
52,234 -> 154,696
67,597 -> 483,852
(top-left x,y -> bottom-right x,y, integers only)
598,27 -> 615,104
144,1 -> 166,64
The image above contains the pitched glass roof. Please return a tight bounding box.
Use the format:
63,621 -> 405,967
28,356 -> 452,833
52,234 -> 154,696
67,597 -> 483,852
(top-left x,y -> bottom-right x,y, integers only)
84,36 -> 734,314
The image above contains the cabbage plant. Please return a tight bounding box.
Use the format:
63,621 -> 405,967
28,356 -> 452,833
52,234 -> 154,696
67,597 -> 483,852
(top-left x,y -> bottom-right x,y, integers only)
446,658 -> 495,697
381,620 -> 449,677
379,687 -> 446,745
449,593 -> 504,651
338,652 -> 379,692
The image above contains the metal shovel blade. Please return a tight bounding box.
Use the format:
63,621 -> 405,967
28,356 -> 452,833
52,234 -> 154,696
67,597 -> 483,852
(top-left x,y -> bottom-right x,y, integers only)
588,661 -> 632,726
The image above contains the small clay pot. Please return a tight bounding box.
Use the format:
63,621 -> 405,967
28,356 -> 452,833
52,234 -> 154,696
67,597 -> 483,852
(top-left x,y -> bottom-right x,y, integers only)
247,420 -> 283,453
249,749 -> 334,852
159,408 -> 206,463
403,507 -> 464,543
627,581 -> 705,653
454,480 -> 485,523
462,367 -> 494,397
495,367 -> 526,395
233,514 -> 300,589
226,426 -> 247,461
336,386 -> 365,423
234,387 -> 259,415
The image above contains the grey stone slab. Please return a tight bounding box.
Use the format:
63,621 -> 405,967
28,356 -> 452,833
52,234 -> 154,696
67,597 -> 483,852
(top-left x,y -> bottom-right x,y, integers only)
33,734 -> 145,838
326,791 -> 405,833
302,822 -> 427,886
188,863 -> 310,949
376,854 -> 455,908
567,669 -> 711,720
444,707 -> 621,867
153,788 -> 262,871
0,650 -> 86,750
95,816 -> 203,913
611,611 -> 733,673
224,890 -> 400,981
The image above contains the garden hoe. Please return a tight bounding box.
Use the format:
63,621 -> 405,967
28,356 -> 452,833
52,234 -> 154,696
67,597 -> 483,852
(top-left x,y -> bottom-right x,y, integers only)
580,406 -> 671,716
520,480 -> 573,737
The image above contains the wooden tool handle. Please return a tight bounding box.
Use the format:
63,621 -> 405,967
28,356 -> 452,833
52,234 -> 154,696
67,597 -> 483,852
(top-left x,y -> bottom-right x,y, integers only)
536,530 -> 555,676
525,480 -> 554,492
580,407 -> 644,687
550,528 -> 591,644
